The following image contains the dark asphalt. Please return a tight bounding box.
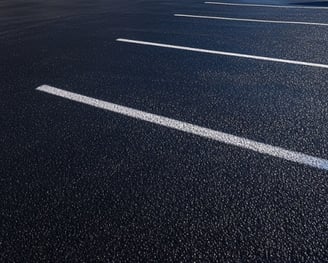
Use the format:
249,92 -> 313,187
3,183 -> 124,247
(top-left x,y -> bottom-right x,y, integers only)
1,0 -> 328,262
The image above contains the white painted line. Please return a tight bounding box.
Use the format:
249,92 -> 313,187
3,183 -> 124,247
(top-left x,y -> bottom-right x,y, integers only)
116,38 -> 328,69
36,84 -> 328,171
174,14 -> 328,27
205,1 -> 328,9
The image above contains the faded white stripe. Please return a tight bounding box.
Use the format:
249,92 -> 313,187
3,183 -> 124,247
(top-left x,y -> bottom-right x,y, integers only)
36,85 -> 328,171
205,1 -> 328,9
174,14 -> 328,27
116,38 -> 328,69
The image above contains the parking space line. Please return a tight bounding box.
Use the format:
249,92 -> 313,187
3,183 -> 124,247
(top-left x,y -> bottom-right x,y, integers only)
205,1 -> 328,9
36,85 -> 328,171
174,14 -> 328,27
116,38 -> 328,69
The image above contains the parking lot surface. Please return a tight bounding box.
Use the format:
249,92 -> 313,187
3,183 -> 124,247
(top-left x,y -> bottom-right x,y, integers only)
1,0 -> 328,262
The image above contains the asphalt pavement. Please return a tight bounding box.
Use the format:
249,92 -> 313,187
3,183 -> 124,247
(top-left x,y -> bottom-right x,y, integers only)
1,0 -> 328,262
